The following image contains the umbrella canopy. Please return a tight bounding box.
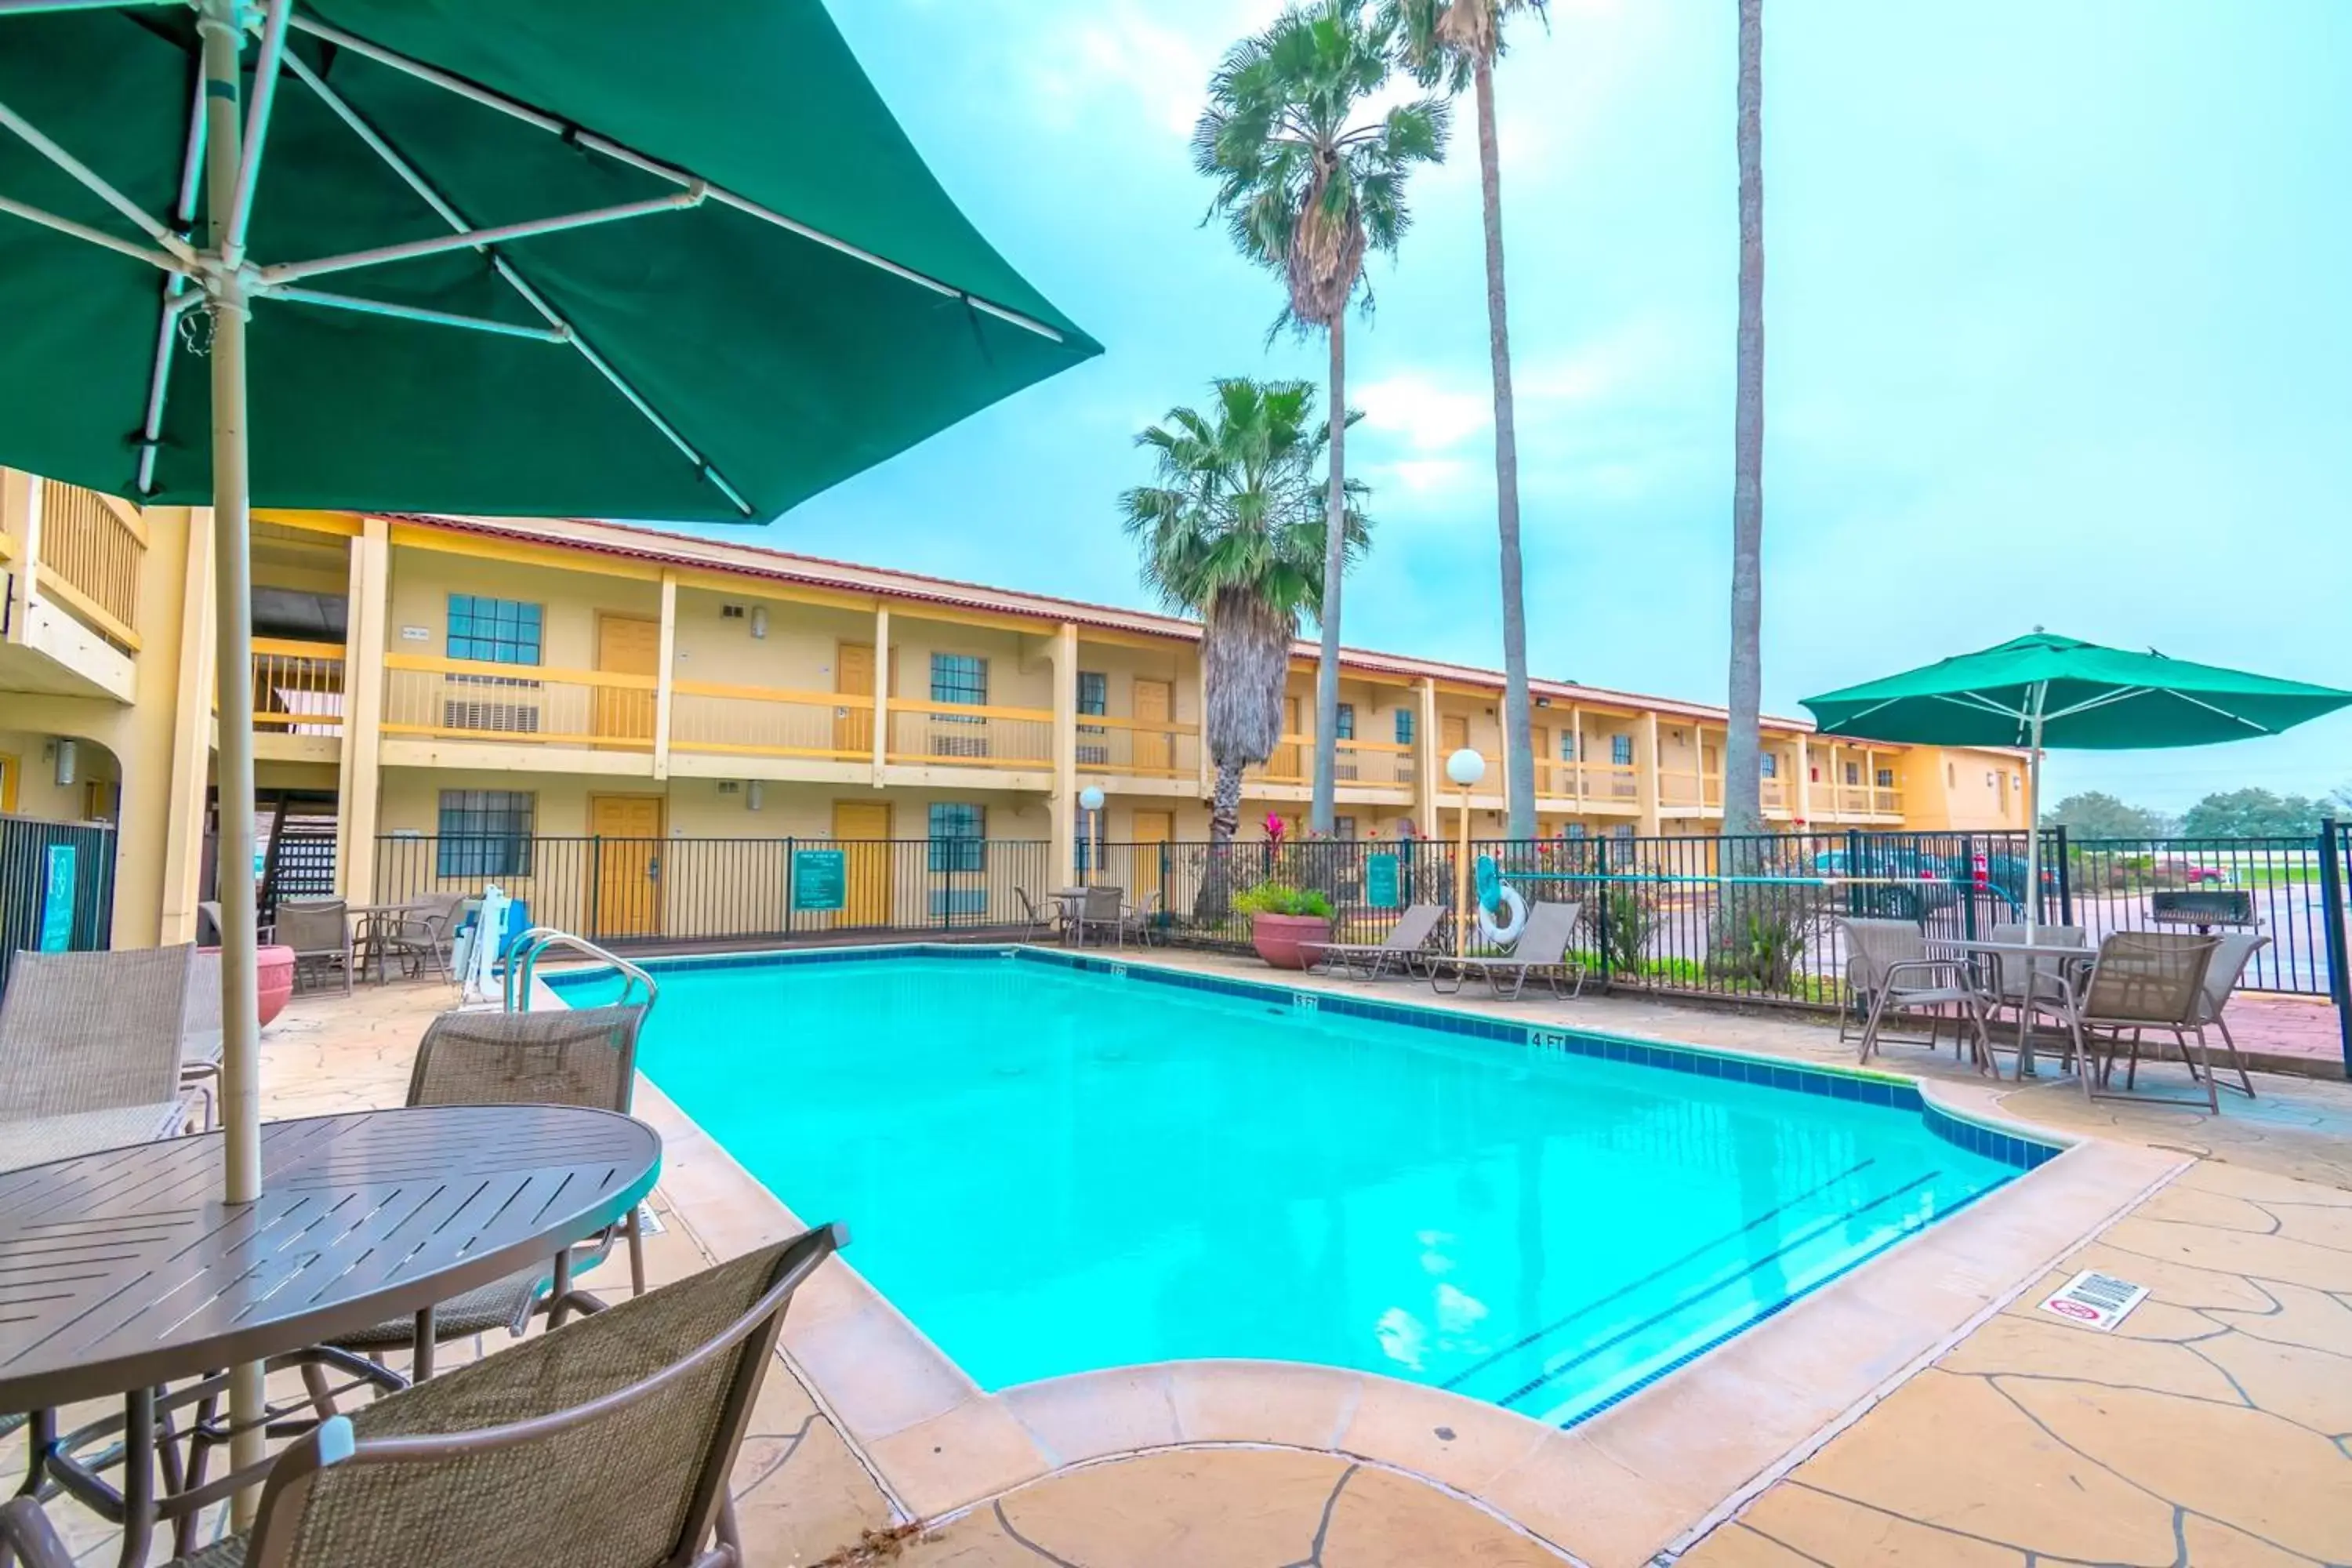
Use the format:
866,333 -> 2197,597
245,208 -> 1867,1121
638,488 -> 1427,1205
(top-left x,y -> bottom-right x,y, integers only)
1801,631 -> 2352,752
1803,630 -> 2352,941
0,0 -> 1099,518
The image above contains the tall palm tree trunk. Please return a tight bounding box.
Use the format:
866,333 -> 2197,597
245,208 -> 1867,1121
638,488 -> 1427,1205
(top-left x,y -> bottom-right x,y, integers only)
1310,311 -> 1347,836
1724,0 -> 1766,838
1475,54 -> 1535,842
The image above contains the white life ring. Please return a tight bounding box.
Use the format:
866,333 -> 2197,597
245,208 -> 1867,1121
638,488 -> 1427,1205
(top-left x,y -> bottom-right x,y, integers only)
1477,884 -> 1529,947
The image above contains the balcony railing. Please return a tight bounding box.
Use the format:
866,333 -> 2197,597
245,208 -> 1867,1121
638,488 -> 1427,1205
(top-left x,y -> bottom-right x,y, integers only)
1075,711 -> 1201,780
383,652 -> 657,751
252,639 -> 344,734
34,480 -> 145,651
670,679 -> 873,763
1531,759 -> 1641,804
1247,736 -> 1417,789
884,696 -> 1054,770
1658,771 -> 1725,811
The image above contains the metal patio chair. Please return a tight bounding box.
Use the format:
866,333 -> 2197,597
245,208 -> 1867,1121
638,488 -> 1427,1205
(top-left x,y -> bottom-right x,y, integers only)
1837,916 -> 1994,1074
1070,885 -> 1127,948
2054,931 -> 2224,1109
2187,931 -> 2270,1099
1427,901 -> 1585,1002
1300,902 -> 1444,980
375,891 -> 468,983
0,945 -> 192,1131
275,897 -> 355,996
1014,888 -> 1063,944
1968,920 -> 2089,1075
0,1225 -> 847,1568
321,1004 -> 655,1374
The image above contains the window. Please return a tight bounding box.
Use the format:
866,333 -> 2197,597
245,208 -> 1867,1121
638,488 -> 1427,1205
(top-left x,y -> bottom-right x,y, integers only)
1844,762 -> 1861,786
1334,815 -> 1357,840
1394,709 -> 1414,746
446,595 -> 541,666
1611,823 -> 1635,842
437,790 -> 535,877
931,652 -> 988,711
1760,753 -> 1778,779
1877,768 -> 1896,789
927,802 -> 985,872
1076,670 -> 1108,766
1611,734 -> 1634,768
1560,731 -> 1578,761
1334,703 -> 1356,740
1566,822 -> 1588,839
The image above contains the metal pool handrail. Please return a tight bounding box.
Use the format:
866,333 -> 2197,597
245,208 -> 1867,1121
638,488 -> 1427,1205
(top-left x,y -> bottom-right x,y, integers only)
503,927 -> 659,1013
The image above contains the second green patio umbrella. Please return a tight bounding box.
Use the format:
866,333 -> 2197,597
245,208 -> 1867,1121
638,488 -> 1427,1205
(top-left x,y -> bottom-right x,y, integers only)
1802,630 -> 2352,935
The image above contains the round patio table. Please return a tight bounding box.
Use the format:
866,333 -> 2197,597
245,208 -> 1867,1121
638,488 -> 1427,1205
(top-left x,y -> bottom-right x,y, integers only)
1929,935 -> 2098,1079
0,1104 -> 660,1566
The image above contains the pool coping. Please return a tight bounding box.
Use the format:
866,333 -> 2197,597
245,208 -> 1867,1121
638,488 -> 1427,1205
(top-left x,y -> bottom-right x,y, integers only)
564,942 -> 2192,1566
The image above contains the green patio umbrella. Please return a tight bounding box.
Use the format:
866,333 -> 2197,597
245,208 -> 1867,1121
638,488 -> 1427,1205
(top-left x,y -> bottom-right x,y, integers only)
0,0 -> 1096,1483
1802,630 -> 2352,935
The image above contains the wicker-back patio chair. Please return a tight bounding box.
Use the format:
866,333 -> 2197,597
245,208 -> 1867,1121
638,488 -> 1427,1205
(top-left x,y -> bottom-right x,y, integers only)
2187,931 -> 2269,1100
274,898 -> 355,996
372,891 -> 469,984
325,1004 -> 654,1374
0,945 -> 192,1123
1073,884 -> 1126,948
0,1225 -> 847,1568
2060,931 -> 2223,1108
1836,916 -> 1994,1073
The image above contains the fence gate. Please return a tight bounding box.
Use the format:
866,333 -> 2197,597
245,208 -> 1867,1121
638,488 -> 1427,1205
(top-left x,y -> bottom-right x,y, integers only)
0,815 -> 118,1002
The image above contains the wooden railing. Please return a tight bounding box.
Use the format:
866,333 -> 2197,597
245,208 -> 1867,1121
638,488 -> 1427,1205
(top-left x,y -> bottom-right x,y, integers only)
1531,759 -> 1641,804
382,652 -> 656,750
35,480 -> 146,650
670,679 -> 873,763
1248,736 -> 1418,789
884,696 -> 1054,770
252,639 -> 344,733
1075,710 -> 1200,780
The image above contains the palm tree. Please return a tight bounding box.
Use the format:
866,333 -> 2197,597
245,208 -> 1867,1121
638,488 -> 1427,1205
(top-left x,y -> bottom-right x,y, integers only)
1121,379 -> 1369,860
1723,0 -> 1766,837
1195,1 -> 1447,835
1384,0 -> 1546,840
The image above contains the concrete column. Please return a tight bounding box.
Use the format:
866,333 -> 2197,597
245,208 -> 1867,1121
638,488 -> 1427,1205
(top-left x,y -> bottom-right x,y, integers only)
1638,711 -> 1663,836
1795,733 -> 1813,826
1,469 -> 40,645
153,507 -> 216,946
1567,704 -> 1584,809
869,604 -> 890,786
334,517 -> 388,903
1048,622 -> 1077,884
1416,677 -> 1439,837
652,569 -> 678,782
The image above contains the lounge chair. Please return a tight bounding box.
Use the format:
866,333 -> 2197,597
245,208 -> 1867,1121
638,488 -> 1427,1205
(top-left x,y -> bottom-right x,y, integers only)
0,1225 -> 847,1568
2053,931 -> 2225,1109
325,1004 -> 655,1373
276,897 -> 355,995
1427,901 -> 1585,1001
1837,916 -> 1994,1074
1300,902 -> 1443,979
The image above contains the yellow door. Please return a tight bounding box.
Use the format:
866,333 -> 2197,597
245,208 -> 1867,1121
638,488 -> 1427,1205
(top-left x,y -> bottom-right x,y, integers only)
1530,725 -> 1551,793
1132,678 -> 1174,774
1441,714 -> 1469,757
594,616 -> 660,745
831,800 -> 892,927
834,642 -> 874,757
1131,810 -> 1175,908
1272,696 -> 1303,780
590,794 -> 663,938
0,753 -> 17,815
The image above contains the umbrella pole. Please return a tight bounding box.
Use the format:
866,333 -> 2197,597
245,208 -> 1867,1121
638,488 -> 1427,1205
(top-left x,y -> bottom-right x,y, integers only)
2023,688 -> 2045,942
198,0 -> 267,1519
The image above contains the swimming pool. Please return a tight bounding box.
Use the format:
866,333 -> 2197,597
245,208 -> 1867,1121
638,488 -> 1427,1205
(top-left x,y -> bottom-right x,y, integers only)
555,947 -> 2045,1426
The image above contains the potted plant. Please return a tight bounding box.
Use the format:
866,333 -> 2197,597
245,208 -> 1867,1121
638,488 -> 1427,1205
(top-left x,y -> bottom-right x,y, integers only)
1233,880 -> 1335,970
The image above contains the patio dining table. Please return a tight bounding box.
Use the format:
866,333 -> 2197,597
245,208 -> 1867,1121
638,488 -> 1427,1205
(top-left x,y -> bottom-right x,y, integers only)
345,899 -> 439,984
1929,935 -> 2098,1078
0,1104 -> 659,1567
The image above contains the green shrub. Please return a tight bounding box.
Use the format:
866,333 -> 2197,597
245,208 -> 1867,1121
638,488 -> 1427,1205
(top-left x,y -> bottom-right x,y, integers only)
1232,881 -> 1334,919
1599,886 -> 1657,975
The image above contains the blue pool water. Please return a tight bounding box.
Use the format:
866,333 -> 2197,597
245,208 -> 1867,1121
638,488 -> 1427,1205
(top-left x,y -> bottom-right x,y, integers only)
561,951 -> 2025,1425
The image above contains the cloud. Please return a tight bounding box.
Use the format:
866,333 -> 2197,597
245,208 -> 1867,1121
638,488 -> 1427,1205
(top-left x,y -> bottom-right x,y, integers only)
1355,374 -> 1493,451
1019,0 -> 1287,139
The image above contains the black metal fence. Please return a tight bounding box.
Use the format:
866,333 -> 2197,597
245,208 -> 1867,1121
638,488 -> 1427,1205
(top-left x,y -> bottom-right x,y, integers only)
0,814 -> 117,1000
374,835 -> 1054,948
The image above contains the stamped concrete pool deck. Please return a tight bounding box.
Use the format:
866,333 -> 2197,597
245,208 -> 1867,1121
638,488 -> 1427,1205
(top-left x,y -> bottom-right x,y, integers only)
191,951 -> 2352,1565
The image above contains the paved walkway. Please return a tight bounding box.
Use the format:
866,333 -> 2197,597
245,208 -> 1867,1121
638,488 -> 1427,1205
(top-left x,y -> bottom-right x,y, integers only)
42,962 -> 2347,1566
2225,992 -> 2349,1073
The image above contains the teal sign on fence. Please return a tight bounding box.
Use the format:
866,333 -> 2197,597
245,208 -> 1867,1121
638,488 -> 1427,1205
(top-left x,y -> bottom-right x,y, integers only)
1366,851 -> 1401,911
793,849 -> 847,912
38,844 -> 76,951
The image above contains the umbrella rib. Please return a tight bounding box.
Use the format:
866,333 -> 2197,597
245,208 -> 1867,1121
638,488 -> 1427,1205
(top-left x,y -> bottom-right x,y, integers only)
0,191 -> 180,269
264,285 -> 573,343
280,49 -> 757,517
221,0 -> 291,264
286,11 -> 1069,346
0,92 -> 194,263
2151,688 -> 2281,736
136,62 -> 212,496
257,189 -> 707,285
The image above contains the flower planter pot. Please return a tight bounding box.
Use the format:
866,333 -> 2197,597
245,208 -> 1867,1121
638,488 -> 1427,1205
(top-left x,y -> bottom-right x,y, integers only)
1250,913 -> 1331,971
201,944 -> 296,1027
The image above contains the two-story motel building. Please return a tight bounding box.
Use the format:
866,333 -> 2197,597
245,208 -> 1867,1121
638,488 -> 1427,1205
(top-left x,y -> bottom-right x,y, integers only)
0,470 -> 2030,949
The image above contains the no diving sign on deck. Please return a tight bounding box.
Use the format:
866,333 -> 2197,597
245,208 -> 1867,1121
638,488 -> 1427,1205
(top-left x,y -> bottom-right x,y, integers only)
2038,1269 -> 2149,1332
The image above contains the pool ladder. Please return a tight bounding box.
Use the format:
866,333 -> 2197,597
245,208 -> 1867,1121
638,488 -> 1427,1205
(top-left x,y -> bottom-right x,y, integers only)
503,926 -> 659,1012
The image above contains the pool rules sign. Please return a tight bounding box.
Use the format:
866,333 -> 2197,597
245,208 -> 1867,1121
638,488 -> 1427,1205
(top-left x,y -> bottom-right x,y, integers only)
2037,1269 -> 2150,1332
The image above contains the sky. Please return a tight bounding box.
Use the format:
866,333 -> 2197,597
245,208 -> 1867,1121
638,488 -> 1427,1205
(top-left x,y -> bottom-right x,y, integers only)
672,0 -> 2350,815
